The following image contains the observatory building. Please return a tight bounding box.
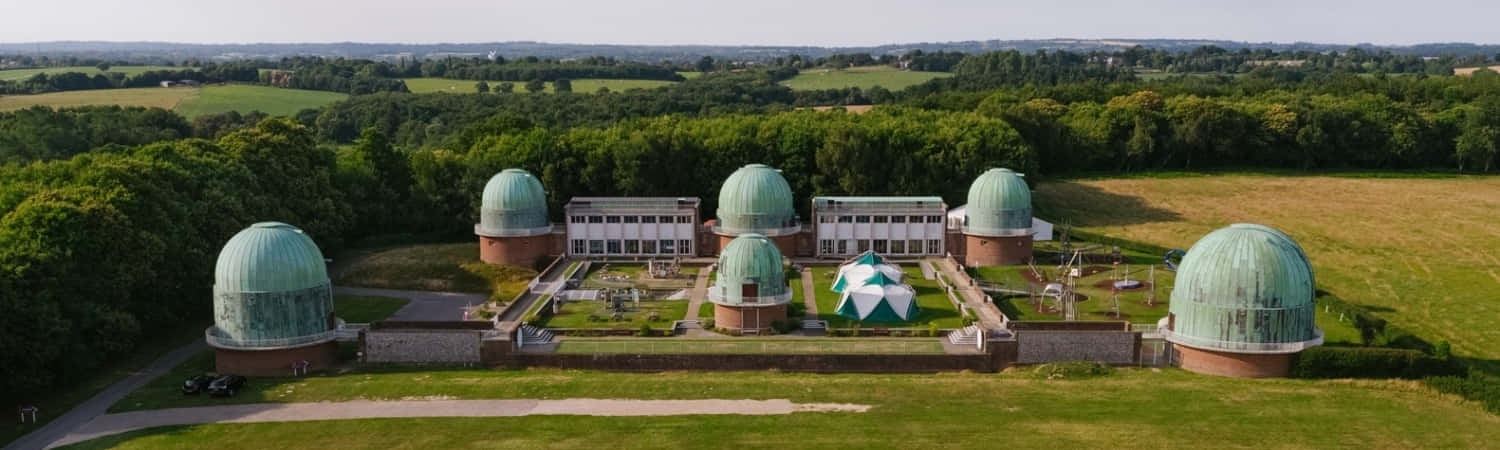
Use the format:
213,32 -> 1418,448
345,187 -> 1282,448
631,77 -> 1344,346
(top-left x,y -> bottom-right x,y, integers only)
960,168 -> 1034,266
563,197 -> 700,257
713,164 -> 802,256
475,169 -> 555,266
708,234 -> 792,332
811,197 -> 947,258
207,222 -> 338,375
1158,224 -> 1324,378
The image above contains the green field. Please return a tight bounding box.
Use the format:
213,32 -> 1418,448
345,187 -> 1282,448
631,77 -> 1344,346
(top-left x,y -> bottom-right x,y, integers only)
333,295 -> 409,323
556,338 -> 946,354
0,84 -> 346,118
333,243 -> 535,301
403,77 -> 676,94
809,266 -> 962,328
1034,174 -> 1500,360
537,299 -> 687,329
779,66 -> 951,91
0,65 -> 180,81
83,365 -> 1500,448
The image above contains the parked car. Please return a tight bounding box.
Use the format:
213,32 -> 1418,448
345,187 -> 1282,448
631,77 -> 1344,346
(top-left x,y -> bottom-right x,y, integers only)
206,375 -> 246,397
181,374 -> 214,395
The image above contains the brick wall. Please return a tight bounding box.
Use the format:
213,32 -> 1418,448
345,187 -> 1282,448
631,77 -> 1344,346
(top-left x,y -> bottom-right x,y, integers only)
713,303 -> 787,331
215,341 -> 338,376
1016,330 -> 1140,364
479,234 -> 554,266
496,353 -> 997,373
1174,344 -> 1294,378
964,234 -> 1032,266
364,330 -> 483,364
1009,321 -> 1129,331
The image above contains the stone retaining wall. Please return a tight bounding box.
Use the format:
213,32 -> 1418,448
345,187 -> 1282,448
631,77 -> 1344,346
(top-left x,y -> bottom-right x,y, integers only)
1016,330 -> 1139,364
364,330 -> 483,364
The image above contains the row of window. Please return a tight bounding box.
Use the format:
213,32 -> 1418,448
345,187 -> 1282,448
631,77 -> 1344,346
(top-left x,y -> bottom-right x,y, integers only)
818,239 -> 942,255
570,239 -> 694,255
818,215 -> 944,224
570,215 -> 694,224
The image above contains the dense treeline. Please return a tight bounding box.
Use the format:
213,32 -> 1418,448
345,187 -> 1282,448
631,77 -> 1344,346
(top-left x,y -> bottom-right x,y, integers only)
1120,45 -> 1482,75
411,57 -> 685,82
0,62 -> 261,95
0,106 -> 193,163
261,58 -> 410,95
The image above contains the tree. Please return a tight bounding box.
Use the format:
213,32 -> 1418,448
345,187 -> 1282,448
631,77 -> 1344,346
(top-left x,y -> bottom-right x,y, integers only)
96,62 -> 111,72
695,56 -> 716,73
496,82 -> 514,93
525,79 -> 546,93
554,78 -> 572,93
475,80 -> 490,93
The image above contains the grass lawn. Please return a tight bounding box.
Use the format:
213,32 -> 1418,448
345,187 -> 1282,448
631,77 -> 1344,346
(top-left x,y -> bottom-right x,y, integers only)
173,84 -> 346,118
538,299 -> 686,329
84,366 -> 1500,448
555,338 -> 946,354
403,77 -> 676,94
697,302 -> 714,318
810,266 -> 962,328
333,243 -> 536,301
971,264 -> 1175,323
579,263 -> 696,290
0,65 -> 180,81
1034,174 -> 1500,360
779,66 -> 951,91
333,295 -> 409,323
0,87 -> 195,112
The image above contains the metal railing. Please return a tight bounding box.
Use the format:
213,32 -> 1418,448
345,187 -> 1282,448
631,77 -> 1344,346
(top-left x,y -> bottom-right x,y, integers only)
204,326 -> 337,350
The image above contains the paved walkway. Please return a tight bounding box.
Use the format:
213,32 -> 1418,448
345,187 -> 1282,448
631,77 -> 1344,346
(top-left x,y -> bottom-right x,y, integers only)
5,340 -> 208,450
682,264 -> 712,321
931,258 -> 1009,329
51,399 -> 870,447
333,286 -> 488,322
800,269 -> 818,319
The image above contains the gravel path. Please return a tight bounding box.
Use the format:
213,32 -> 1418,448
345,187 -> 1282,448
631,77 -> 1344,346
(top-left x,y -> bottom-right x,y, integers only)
800,268 -> 819,319
52,399 -> 869,447
682,264 -> 712,321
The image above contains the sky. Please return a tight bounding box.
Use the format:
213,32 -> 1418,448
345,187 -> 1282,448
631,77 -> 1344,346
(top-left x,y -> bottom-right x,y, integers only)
2,0 -> 1498,46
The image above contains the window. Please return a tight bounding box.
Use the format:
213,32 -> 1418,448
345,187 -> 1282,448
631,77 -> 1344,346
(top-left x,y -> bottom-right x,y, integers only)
660,239 -> 675,253
928,240 -> 942,254
873,240 -> 888,253
836,240 -> 848,254
679,240 -> 692,254
873,216 -> 888,223
588,216 -> 604,224
607,240 -> 622,253
909,215 -> 924,223
571,239 -> 586,254
658,216 -> 674,223
642,240 -> 657,254
891,216 -> 906,224
741,283 -> 759,302
570,216 -> 585,223
625,240 -> 640,253
624,216 -> 639,224
677,216 -> 691,224
855,215 -> 871,223
909,239 -> 924,254
837,216 -> 853,223
857,240 -> 871,253
588,240 -> 604,254
891,240 -> 906,254
819,215 -> 834,223
819,239 -> 834,254
641,216 -> 657,224
928,215 -> 943,223
606,216 -> 621,224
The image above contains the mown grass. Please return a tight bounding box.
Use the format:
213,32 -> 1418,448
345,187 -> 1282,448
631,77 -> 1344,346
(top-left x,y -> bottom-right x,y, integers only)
403,77 -> 676,94
0,87 -> 195,112
1033,174 -> 1500,359
333,295 -> 409,323
173,84 -> 346,118
779,66 -> 951,91
555,338 -> 946,354
85,366 -> 1500,448
0,65 -> 180,81
334,243 -> 535,301
538,300 -> 687,329
810,266 -> 961,328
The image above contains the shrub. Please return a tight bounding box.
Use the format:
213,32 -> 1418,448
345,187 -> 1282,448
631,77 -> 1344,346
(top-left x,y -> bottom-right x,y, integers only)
1292,347 -> 1465,379
928,323 -> 939,337
701,319 -> 714,329
1424,372 -> 1500,415
1032,361 -> 1114,380
636,324 -> 654,337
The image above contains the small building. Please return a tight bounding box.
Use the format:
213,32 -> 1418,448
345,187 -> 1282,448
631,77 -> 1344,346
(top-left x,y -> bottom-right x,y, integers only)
564,197 -> 700,257
207,222 -> 338,375
959,168 -> 1034,266
1158,223 -> 1323,378
708,233 -> 791,332
812,196 -> 947,258
713,164 -> 802,256
475,169 -> 554,266
160,81 -> 177,88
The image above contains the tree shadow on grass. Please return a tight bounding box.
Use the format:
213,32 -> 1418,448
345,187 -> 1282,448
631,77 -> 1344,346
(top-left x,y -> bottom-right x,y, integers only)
1033,181 -> 1184,227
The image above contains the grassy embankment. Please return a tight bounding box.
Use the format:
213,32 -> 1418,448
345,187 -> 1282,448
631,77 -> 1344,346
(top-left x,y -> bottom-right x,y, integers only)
333,242 -> 535,302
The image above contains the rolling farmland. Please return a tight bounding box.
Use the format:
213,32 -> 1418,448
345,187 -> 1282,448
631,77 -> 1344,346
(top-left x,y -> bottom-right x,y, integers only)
403,77 -> 676,94
0,84 -> 346,118
0,65 -> 181,81
779,66 -> 951,91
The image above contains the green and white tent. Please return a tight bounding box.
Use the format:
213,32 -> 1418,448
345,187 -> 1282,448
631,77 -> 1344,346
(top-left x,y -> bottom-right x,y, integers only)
833,253 -> 918,322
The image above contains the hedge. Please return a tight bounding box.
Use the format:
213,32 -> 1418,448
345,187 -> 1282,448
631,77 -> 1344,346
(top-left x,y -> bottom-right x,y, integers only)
1424,373 -> 1500,415
1292,346 -> 1465,379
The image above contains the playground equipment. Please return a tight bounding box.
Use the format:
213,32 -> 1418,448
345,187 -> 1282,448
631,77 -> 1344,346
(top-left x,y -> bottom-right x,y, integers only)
1163,249 -> 1186,271
647,259 -> 682,279
1113,263 -> 1142,289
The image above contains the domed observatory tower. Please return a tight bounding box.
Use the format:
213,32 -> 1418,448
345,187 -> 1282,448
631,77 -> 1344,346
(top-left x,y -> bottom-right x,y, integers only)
709,234 -> 792,332
1159,224 -> 1324,378
713,164 -> 800,256
962,168 -> 1034,266
207,222 -> 338,375
475,168 -> 554,266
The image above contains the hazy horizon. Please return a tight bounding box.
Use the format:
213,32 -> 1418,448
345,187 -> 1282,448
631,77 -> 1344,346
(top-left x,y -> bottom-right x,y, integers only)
4,0 -> 1499,47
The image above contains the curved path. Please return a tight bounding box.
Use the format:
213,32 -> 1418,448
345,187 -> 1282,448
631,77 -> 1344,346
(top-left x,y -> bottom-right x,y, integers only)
51,399 -> 869,448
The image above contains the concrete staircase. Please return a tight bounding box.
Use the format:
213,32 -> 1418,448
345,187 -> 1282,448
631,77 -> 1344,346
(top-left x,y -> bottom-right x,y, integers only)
947,325 -> 982,346
518,324 -> 554,345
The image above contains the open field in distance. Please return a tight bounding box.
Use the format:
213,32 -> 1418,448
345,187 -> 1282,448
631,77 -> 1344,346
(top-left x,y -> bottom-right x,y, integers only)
403,77 -> 676,94
779,66 -> 951,91
0,84 -> 346,118
0,65 -> 181,81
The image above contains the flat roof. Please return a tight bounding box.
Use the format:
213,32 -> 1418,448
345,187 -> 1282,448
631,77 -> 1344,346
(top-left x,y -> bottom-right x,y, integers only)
565,197 -> 701,213
814,196 -> 945,203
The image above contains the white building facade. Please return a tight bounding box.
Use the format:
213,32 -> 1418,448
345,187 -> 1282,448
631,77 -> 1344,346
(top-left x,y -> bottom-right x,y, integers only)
564,197 -> 700,257
812,196 -> 948,258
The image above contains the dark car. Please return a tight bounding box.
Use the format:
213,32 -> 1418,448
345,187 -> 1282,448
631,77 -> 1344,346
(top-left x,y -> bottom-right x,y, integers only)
181,374 -> 214,395
206,375 -> 247,397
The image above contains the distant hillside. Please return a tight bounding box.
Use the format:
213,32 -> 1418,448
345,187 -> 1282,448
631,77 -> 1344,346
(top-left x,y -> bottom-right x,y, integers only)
2,39 -> 1499,63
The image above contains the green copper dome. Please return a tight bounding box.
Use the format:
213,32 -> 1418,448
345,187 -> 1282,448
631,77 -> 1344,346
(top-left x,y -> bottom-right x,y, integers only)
1165,224 -> 1322,354
710,234 -> 792,306
210,222 -> 335,348
715,164 -> 799,236
476,168 -> 551,236
963,168 -> 1032,236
